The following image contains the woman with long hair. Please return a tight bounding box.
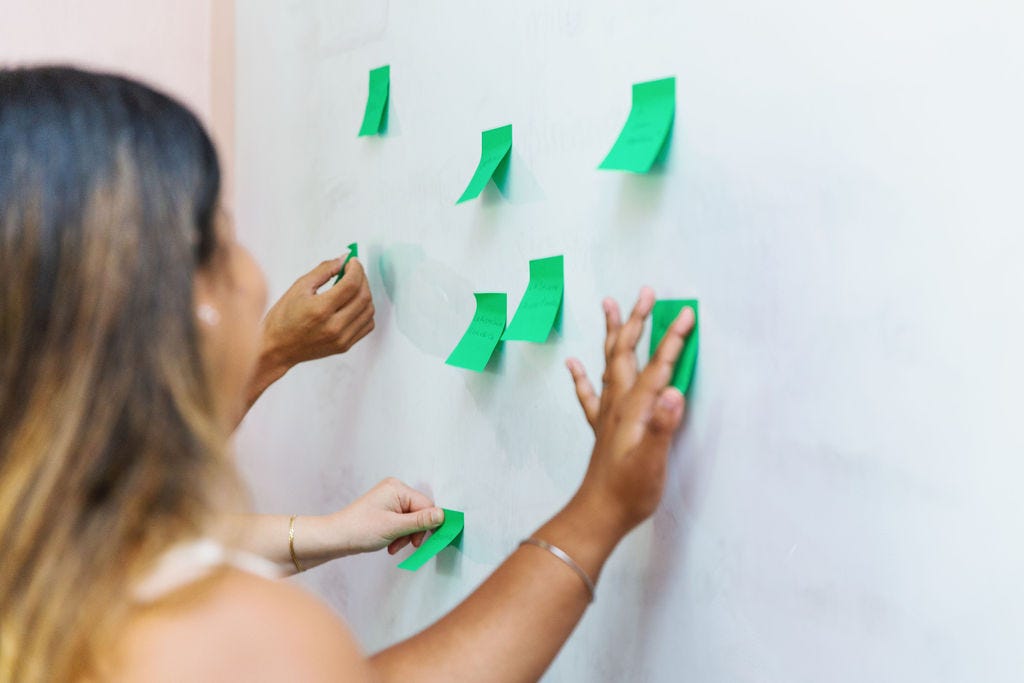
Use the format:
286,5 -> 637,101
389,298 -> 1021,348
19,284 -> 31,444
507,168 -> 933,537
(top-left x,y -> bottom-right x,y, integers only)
0,66 -> 694,681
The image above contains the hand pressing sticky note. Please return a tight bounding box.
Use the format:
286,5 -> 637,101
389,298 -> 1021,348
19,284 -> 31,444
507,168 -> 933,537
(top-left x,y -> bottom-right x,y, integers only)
358,65 -> 389,136
502,255 -> 564,343
445,293 -> 506,371
650,299 -> 699,395
457,124 -> 512,204
332,242 -> 359,286
398,509 -> 464,571
599,77 -> 675,173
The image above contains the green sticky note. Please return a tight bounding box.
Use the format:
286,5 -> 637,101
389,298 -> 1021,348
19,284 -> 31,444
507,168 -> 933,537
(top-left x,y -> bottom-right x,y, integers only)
397,509 -> 465,571
599,76 -> 675,173
456,124 -> 512,204
445,293 -> 506,371
358,65 -> 389,136
332,242 -> 359,286
502,255 -> 564,342
650,299 -> 699,395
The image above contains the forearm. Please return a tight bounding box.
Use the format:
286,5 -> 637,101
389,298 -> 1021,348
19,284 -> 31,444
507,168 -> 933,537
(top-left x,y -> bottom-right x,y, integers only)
228,513 -> 354,577
239,348 -> 289,425
370,494 -> 625,683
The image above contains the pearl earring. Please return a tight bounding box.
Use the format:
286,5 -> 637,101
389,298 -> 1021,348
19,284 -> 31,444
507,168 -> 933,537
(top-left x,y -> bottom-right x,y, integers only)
196,303 -> 221,326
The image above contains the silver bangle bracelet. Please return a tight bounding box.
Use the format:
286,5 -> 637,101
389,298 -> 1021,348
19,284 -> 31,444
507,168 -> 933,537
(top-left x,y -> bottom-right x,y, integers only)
519,538 -> 596,603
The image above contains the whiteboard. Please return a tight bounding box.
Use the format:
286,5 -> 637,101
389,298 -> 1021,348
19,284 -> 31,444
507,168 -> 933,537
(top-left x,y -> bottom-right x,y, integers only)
233,2 -> 1024,681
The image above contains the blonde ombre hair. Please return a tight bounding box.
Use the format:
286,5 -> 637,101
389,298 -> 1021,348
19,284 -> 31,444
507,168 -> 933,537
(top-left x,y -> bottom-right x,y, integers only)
0,67 -> 239,680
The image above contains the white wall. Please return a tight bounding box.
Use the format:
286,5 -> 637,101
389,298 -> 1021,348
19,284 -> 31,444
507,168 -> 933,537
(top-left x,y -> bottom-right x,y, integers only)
234,2 -> 1024,681
0,0 -> 235,203
0,0 -> 212,121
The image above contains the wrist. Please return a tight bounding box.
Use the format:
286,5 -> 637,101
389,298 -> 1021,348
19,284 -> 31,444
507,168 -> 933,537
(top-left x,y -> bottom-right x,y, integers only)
258,332 -> 293,384
246,337 -> 291,404
291,513 -> 354,567
321,508 -> 363,558
533,493 -> 626,585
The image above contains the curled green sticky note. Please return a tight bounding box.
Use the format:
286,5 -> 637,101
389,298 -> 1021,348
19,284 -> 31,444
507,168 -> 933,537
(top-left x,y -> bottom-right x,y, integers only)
650,299 -> 699,395
358,65 -> 390,137
445,292 -> 506,372
599,76 -> 675,173
502,255 -> 564,343
332,242 -> 359,286
398,509 -> 464,571
457,124 -> 512,204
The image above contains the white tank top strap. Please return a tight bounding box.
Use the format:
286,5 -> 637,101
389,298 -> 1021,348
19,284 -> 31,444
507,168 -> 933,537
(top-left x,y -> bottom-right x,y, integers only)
133,537 -> 283,604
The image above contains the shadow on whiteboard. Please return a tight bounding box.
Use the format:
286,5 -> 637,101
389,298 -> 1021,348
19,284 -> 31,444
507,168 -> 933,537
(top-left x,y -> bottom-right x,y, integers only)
377,243 -> 475,358
461,344 -> 507,411
434,534 -> 464,577
611,122 -> 676,226
379,96 -> 401,137
479,150 -> 546,206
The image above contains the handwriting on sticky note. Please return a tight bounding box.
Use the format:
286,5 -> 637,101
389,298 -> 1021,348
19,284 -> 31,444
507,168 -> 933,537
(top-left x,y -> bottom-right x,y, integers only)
502,255 -> 564,342
599,77 -> 675,173
445,293 -> 506,371
398,508 -> 464,571
332,242 -> 359,286
650,299 -> 699,395
457,124 -> 513,204
359,65 -> 390,137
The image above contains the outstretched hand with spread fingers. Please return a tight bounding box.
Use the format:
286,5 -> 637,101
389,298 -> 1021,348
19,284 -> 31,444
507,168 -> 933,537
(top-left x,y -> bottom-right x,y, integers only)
567,287 -> 696,532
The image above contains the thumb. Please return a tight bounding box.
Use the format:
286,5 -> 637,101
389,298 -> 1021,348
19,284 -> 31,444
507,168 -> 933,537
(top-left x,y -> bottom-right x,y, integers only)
391,507 -> 445,538
300,253 -> 347,292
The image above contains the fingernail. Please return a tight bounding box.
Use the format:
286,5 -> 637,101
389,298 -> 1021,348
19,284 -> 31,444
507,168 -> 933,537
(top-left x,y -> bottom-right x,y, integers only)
673,307 -> 695,331
639,289 -> 655,312
659,388 -> 683,410
431,508 -> 444,525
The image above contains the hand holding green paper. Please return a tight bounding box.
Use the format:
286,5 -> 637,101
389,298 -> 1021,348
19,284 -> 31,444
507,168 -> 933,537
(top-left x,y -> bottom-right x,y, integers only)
397,508 -> 464,571
332,242 -> 359,286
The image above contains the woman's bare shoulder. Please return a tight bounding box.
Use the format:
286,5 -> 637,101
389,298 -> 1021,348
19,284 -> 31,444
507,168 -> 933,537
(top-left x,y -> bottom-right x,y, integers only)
111,569 -> 374,682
